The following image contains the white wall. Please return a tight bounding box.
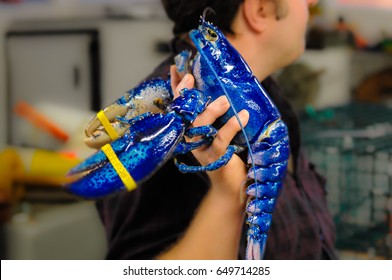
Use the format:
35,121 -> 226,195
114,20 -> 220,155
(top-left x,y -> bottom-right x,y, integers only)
322,0 -> 392,43
0,0 -> 165,22
0,1 -> 102,149
0,0 -> 168,150
99,20 -> 172,106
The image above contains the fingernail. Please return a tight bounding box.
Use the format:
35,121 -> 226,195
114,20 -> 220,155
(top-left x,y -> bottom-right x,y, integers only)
217,95 -> 229,105
239,110 -> 249,122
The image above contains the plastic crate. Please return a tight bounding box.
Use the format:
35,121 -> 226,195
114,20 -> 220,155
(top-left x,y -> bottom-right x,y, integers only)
300,102 -> 392,258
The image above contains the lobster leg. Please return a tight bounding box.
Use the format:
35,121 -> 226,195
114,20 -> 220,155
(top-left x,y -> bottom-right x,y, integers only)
185,125 -> 217,138
173,125 -> 218,155
175,145 -> 238,173
173,138 -> 213,156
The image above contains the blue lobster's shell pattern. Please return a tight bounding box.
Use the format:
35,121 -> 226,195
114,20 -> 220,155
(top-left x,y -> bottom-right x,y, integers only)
65,18 -> 290,260
189,26 -> 281,146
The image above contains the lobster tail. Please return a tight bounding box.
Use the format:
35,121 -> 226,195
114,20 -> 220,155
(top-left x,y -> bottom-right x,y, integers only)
245,118 -> 290,260
246,227 -> 268,260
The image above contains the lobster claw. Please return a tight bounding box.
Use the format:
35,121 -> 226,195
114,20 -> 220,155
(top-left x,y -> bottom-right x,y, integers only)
65,112 -> 184,199
84,79 -> 172,149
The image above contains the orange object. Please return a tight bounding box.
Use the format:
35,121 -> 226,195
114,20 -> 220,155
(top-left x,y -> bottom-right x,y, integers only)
14,101 -> 69,143
335,17 -> 368,49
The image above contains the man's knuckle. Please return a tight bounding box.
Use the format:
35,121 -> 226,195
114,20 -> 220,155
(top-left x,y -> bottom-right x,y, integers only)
226,118 -> 240,131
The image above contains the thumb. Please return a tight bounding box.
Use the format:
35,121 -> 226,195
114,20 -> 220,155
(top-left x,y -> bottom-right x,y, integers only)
171,65 -> 195,99
176,74 -> 195,96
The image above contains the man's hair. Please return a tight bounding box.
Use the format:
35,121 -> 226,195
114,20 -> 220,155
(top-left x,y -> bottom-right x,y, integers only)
161,0 -> 284,35
161,0 -> 244,35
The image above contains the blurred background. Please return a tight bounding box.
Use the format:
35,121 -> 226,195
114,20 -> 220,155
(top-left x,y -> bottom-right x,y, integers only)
0,0 -> 391,260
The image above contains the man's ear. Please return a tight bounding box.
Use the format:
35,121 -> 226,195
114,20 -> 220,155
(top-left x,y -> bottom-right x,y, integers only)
242,0 -> 275,33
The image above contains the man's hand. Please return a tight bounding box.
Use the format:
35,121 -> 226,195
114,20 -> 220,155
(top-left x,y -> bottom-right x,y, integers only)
170,65 -> 249,204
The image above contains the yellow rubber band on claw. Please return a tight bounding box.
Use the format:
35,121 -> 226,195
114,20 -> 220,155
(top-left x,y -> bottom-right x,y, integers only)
97,110 -> 119,140
101,144 -> 137,191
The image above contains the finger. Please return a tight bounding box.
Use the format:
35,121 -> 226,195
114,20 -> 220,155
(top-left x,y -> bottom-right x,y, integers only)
170,66 -> 195,99
170,65 -> 181,98
212,109 -> 249,152
192,96 -> 230,127
176,74 -> 194,96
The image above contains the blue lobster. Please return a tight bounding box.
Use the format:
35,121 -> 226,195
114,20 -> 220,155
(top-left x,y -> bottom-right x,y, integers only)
65,18 -> 290,260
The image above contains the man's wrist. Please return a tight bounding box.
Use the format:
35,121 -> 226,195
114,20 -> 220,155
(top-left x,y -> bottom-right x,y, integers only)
208,184 -> 246,213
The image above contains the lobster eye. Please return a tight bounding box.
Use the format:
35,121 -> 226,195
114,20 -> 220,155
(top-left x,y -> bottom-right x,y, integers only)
205,27 -> 218,42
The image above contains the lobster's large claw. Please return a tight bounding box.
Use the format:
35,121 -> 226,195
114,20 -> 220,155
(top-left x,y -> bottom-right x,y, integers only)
85,78 -> 173,149
65,112 -> 184,199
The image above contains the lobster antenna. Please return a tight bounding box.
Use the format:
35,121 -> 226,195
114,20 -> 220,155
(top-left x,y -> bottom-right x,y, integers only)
202,7 -> 216,21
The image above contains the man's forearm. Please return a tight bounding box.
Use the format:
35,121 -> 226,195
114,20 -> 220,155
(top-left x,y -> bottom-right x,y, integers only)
157,188 -> 245,260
